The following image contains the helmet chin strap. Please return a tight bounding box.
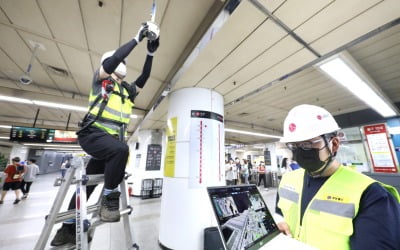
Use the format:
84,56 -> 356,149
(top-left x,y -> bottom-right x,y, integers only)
308,135 -> 336,178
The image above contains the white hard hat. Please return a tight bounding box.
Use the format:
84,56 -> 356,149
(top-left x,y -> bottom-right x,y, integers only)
280,104 -> 340,143
100,50 -> 127,77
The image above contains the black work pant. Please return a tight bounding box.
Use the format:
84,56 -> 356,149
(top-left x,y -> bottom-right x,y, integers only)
20,180 -> 33,194
67,126 -> 129,210
258,173 -> 267,188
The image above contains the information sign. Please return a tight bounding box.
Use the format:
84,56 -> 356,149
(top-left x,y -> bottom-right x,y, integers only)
364,124 -> 398,173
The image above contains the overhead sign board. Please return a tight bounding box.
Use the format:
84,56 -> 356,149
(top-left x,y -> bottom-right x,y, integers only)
9,126 -> 77,143
10,126 -> 50,143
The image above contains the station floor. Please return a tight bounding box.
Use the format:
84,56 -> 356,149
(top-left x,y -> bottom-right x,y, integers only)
0,173 -> 277,250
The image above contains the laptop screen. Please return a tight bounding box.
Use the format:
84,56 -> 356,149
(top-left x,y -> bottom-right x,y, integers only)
207,185 -> 280,250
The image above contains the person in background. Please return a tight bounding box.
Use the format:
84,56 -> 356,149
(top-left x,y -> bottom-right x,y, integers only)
225,159 -> 234,185
60,159 -> 69,179
232,159 -> 238,185
241,159 -> 249,184
247,160 -> 253,182
257,162 -> 268,190
0,157 -> 26,204
234,157 -> 241,184
275,104 -> 400,250
20,158 -> 40,199
278,157 -> 289,182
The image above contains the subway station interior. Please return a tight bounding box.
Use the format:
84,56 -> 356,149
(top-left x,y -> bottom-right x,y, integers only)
0,0 -> 400,249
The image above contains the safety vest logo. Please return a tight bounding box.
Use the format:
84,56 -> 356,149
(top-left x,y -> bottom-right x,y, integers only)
326,195 -> 348,203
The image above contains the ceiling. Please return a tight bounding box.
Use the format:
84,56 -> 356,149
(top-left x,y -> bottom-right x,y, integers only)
0,0 -> 399,148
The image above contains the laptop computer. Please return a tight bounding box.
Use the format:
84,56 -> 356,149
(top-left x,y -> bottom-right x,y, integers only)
207,185 -> 316,250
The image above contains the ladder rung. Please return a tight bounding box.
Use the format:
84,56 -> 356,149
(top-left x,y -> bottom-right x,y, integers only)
54,174 -> 105,187
90,208 -> 133,228
49,206 -> 132,225
50,204 -> 100,224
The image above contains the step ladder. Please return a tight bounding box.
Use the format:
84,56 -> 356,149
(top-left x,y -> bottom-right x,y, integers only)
34,154 -> 139,250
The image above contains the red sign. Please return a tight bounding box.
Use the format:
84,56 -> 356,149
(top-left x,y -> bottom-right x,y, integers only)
363,124 -> 398,173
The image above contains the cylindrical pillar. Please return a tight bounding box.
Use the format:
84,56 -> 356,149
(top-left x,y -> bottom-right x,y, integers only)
159,88 -> 225,250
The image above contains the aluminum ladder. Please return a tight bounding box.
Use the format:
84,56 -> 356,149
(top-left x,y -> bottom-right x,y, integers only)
34,154 -> 139,250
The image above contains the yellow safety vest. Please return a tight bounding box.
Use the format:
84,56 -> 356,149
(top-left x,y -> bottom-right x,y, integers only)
88,82 -> 134,135
278,166 -> 400,250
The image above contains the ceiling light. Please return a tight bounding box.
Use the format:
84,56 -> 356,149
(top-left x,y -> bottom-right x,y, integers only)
33,100 -> 87,112
225,128 -> 282,139
130,114 -> 138,119
23,143 -> 81,147
0,125 -> 12,129
316,51 -> 398,117
44,147 -> 83,151
0,95 -> 33,104
0,136 -> 9,139
0,95 -> 87,112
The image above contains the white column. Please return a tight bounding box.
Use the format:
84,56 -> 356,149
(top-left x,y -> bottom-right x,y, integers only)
159,88 -> 225,250
126,129 -> 164,196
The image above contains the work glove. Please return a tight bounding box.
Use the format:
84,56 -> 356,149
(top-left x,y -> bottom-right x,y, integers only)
134,23 -> 149,43
147,37 -> 160,54
121,81 -> 137,103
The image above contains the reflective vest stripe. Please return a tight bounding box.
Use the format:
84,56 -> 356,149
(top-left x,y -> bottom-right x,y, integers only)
279,187 -> 299,203
93,120 -> 121,132
309,199 -> 355,218
89,101 -> 130,119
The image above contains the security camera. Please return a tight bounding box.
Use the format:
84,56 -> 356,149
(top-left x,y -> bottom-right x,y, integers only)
19,74 -> 32,85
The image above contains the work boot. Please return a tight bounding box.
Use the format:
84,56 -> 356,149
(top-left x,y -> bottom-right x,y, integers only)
100,191 -> 121,222
50,223 -> 75,246
50,223 -> 93,246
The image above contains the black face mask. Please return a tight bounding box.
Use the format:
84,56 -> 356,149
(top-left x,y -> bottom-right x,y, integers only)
293,148 -> 326,173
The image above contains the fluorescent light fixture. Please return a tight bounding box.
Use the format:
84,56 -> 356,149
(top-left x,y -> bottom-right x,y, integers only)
316,52 -> 398,117
0,136 -> 9,139
225,128 -> 282,139
23,143 -> 81,147
0,95 -> 33,104
44,147 -> 83,151
33,100 -> 87,112
130,114 -> 138,119
0,125 -> 12,129
0,95 -> 87,112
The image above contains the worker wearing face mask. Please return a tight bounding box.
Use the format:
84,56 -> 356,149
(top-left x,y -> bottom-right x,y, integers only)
274,104 -> 400,250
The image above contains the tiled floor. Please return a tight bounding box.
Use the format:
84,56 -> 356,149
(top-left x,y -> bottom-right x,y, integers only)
0,173 -> 277,250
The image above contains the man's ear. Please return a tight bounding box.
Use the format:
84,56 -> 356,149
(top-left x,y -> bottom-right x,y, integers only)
331,136 -> 340,153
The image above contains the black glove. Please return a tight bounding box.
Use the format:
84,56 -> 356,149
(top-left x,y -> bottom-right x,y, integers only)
121,81 -> 137,103
147,37 -> 160,53
134,23 -> 149,43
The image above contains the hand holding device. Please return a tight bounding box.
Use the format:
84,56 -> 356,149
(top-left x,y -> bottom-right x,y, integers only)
134,23 -> 149,43
147,37 -> 160,53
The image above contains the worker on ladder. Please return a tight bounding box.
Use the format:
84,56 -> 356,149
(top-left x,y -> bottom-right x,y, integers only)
50,22 -> 160,247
